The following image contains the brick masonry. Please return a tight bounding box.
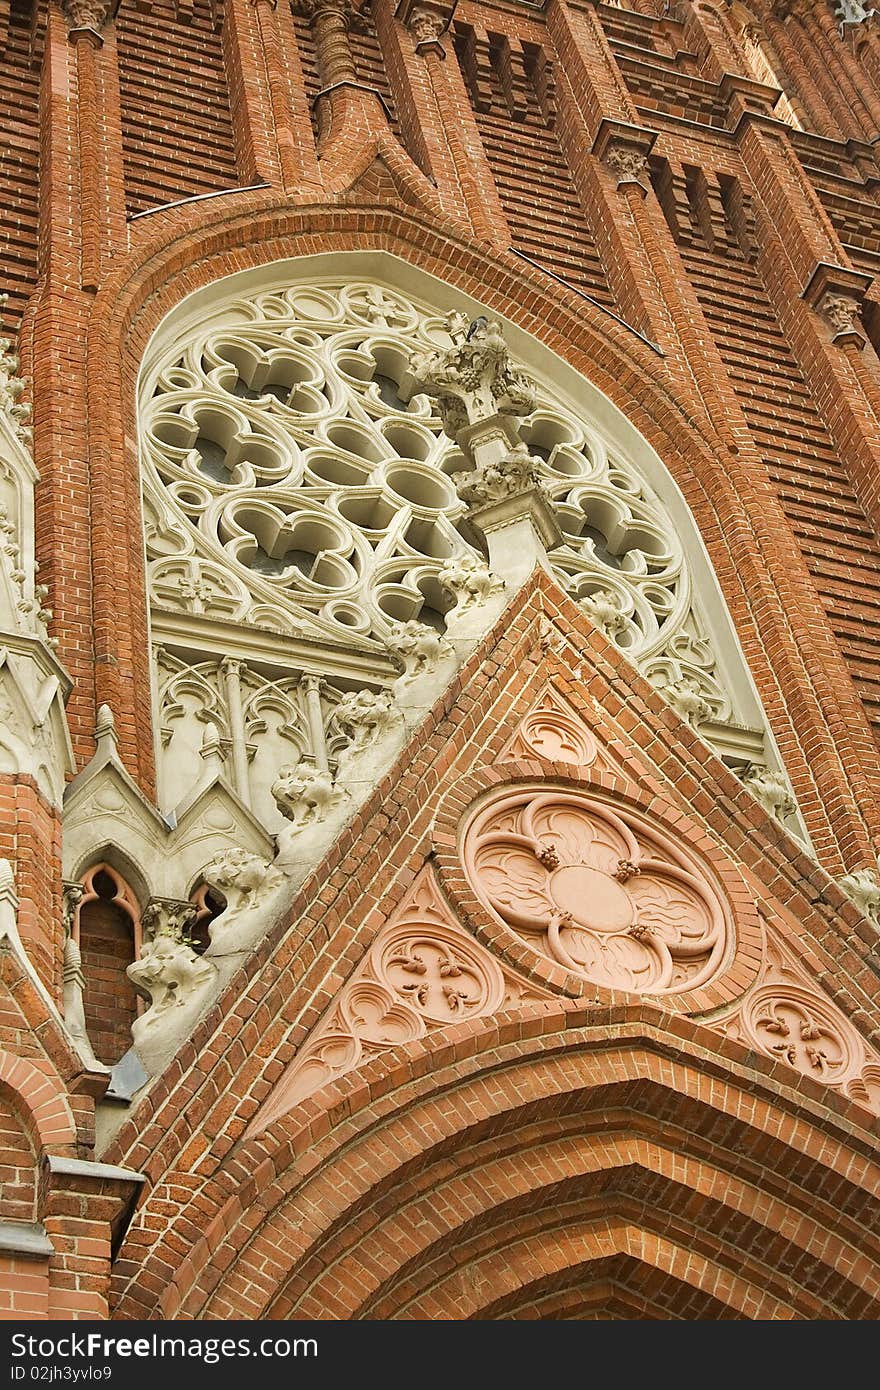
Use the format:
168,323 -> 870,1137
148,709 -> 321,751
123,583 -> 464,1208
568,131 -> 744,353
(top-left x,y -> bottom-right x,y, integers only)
0,0 -> 879,1321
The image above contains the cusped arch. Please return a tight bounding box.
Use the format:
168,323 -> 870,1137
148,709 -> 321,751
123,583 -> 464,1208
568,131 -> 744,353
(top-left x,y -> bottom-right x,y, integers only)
110,1013 -> 880,1321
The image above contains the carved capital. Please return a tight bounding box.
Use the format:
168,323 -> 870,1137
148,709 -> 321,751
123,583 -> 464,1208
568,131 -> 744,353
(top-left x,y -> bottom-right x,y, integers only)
801,261 -> 872,348
406,3 -> 448,53
141,896 -> 198,943
396,0 -> 454,51
818,292 -> 866,347
61,0 -> 115,37
591,119 -> 657,193
295,0 -> 363,27
604,141 -> 649,190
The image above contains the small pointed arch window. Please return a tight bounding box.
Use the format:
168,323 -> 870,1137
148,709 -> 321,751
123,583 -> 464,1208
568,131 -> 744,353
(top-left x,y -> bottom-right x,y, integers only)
73,863 -> 143,1067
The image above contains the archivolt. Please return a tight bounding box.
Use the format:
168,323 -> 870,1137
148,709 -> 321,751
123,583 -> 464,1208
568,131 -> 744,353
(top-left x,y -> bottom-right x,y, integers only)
110,1018 -> 880,1321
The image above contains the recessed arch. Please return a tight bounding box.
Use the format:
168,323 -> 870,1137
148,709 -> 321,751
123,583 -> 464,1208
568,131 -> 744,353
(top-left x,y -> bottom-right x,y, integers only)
70,204 -> 880,872
110,1019 -> 880,1321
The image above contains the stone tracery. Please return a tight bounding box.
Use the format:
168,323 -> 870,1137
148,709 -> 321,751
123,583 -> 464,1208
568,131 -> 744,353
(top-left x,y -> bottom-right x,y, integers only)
142,274 -> 758,777
463,785 -> 731,995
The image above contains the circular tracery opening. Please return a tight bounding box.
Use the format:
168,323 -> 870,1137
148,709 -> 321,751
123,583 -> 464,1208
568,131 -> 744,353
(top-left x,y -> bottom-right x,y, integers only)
462,785 -> 732,996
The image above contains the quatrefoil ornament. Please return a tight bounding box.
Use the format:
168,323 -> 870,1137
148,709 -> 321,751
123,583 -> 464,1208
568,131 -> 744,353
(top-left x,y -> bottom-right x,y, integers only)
463,787 -> 731,995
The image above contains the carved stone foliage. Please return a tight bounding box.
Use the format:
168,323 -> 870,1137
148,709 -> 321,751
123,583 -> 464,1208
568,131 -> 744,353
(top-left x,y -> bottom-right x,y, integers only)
603,142 -> 648,187
252,866 -> 547,1128
61,0 -> 113,31
141,278 -> 750,756
716,928 -> 880,1115
407,315 -> 537,446
463,786 -> 731,995
0,336 -> 32,444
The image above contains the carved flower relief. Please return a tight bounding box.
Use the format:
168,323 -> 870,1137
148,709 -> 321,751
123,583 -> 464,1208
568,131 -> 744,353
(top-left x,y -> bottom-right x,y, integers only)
742,988 -> 853,1082
716,931 -> 880,1114
463,788 -> 730,995
253,870 -> 520,1124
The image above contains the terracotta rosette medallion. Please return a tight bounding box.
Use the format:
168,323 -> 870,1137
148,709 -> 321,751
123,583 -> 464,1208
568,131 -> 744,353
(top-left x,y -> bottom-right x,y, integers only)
462,785 -> 736,998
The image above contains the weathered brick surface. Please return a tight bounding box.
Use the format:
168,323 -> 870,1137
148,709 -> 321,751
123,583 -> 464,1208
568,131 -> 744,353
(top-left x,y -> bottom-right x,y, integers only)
2,0 -> 880,1322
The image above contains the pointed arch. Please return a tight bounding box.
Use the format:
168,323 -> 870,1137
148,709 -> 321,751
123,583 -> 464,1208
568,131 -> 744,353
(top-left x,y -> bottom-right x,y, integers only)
109,1016 -> 880,1320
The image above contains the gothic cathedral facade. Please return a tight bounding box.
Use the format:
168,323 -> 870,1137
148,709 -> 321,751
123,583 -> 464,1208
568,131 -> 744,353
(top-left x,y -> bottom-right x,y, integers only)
0,0 -> 879,1321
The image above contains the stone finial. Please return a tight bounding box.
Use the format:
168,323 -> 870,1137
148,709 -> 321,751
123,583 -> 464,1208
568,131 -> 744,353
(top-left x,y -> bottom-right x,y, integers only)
839,867 -> 880,921
0,857 -> 15,901
94,703 -> 119,752
408,317 -> 537,449
741,765 -> 798,824
62,933 -> 107,1073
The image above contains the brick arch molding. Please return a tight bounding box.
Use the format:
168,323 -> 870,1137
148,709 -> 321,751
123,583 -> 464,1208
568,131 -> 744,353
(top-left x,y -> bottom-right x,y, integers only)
110,1016 -> 880,1320
42,198 -> 880,866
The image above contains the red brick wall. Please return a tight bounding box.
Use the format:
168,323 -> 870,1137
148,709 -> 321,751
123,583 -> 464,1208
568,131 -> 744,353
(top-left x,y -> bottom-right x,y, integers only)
0,1093 -> 37,1223
0,2 -> 41,335
79,892 -> 139,1068
117,0 -> 239,213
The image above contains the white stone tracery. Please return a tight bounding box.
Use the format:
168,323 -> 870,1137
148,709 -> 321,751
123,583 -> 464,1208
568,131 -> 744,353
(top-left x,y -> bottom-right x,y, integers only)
141,270 -> 770,813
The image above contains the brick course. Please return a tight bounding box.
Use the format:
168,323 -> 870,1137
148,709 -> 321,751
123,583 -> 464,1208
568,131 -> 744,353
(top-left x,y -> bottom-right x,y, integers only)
2,0 -> 880,1321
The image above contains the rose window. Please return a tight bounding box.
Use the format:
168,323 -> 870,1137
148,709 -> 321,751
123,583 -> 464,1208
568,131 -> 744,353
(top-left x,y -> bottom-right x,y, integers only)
141,279 -> 735,715
464,787 -> 731,995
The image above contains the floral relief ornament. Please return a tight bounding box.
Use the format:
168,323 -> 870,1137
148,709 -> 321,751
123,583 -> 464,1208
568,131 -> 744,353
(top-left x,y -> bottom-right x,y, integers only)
249,867 -> 547,1129
718,929 -> 880,1115
463,786 -> 731,995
